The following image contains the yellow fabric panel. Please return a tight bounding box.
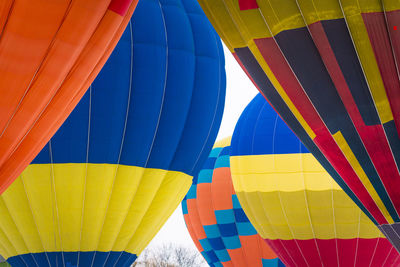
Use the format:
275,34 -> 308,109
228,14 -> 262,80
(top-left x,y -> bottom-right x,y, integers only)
0,178 -> 45,255
52,164 -> 86,252
383,0 -> 400,11
236,190 -> 382,240
0,164 -> 190,259
297,0 -> 344,25
85,165 -> 143,252
230,154 -> 338,192
340,0 -> 393,124
102,169 -> 191,254
332,132 -> 393,223
214,137 -> 232,148
125,172 -> 192,254
0,228 -> 17,259
20,164 -> 60,252
231,152 -> 383,240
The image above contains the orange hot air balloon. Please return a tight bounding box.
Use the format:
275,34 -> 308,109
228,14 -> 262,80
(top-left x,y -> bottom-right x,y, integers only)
196,0 -> 400,252
0,0 -> 138,193
183,138 -> 284,267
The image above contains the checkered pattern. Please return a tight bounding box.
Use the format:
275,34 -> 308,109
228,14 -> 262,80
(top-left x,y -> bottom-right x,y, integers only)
182,144 -> 284,266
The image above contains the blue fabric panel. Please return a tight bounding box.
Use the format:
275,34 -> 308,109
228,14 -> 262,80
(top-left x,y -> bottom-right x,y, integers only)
209,147 -> 223,158
222,235 -> 241,250
186,185 -> 197,199
7,251 -> 137,267
384,121 -> 400,175
202,250 -> 219,264
215,209 -> 235,224
209,237 -> 225,250
236,221 -> 257,236
197,169 -> 214,184
204,224 -> 221,238
182,199 -> 188,214
214,249 -> 231,262
262,258 -> 280,266
218,223 -> 238,237
199,238 -> 213,251
32,0 -> 225,180
203,157 -> 217,171
232,195 -> 241,209
168,0 -> 226,176
234,208 -> 250,223
214,155 -> 230,169
321,19 -> 379,126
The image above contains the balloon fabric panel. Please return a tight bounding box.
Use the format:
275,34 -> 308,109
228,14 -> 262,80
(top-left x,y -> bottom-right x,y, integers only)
196,0 -> 400,251
0,0 -> 226,266
183,138 -> 284,267
0,0 -> 138,194
230,94 -> 400,267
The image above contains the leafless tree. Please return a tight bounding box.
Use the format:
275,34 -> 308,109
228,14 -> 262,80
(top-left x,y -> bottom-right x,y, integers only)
133,243 -> 206,267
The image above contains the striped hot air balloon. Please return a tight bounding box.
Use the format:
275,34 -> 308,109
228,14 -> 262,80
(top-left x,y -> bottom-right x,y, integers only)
183,138 -> 284,267
196,0 -> 400,251
0,0 -> 138,193
0,0 -> 225,266
230,94 -> 400,267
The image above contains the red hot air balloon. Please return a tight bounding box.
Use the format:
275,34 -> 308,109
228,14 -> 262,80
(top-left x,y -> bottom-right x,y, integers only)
196,0 -> 400,251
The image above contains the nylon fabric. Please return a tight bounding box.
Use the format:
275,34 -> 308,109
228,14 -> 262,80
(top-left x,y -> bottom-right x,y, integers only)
182,138 -> 284,266
197,0 -> 400,252
230,93 -> 400,266
0,0 -> 225,265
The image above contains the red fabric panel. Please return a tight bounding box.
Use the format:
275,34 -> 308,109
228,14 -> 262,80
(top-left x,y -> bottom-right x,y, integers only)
362,12 -> 400,136
108,0 -> 133,15
267,238 -> 399,267
309,21 -> 400,217
253,37 -> 387,224
238,0 -> 259,10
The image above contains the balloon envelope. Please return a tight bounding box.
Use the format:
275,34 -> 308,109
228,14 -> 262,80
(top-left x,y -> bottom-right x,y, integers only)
197,0 -> 400,251
0,0 -> 225,266
230,94 -> 400,267
0,0 -> 138,193
183,137 -> 284,267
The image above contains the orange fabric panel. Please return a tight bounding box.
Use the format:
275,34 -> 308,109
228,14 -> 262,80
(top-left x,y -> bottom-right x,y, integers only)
237,235 -> 263,266
183,214 -> 204,252
211,167 -> 234,210
226,247 -> 247,266
197,183 -> 217,225
186,199 -> 207,240
0,0 -> 138,193
259,236 -> 279,259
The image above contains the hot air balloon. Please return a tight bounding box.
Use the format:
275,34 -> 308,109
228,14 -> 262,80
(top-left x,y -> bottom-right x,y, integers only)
0,0 -> 226,265
183,137 -> 284,266
196,0 -> 400,251
0,0 -> 139,193
230,94 -> 400,266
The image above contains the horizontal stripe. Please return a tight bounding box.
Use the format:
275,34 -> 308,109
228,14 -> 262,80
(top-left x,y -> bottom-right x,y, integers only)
231,153 -> 338,192
267,237 -> 399,267
8,251 -> 137,267
0,163 -> 191,259
235,190 -> 382,240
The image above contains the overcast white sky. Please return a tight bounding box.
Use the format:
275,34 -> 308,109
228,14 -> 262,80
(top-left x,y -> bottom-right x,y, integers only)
144,45 -> 258,254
